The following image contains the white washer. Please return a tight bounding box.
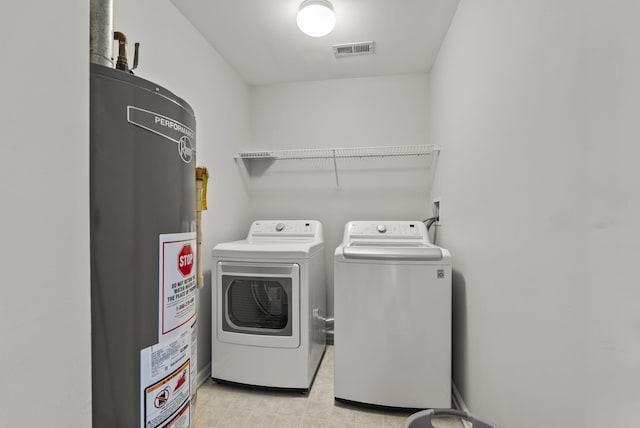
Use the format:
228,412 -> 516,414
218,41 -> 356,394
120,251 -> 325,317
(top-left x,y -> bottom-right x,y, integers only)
211,220 -> 326,391
334,221 -> 452,409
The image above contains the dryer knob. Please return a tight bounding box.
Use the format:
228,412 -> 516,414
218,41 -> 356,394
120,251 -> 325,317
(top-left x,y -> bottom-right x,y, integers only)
276,223 -> 285,232
377,224 -> 387,233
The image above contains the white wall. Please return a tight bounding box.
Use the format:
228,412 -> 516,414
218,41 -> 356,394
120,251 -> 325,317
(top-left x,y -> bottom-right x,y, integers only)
249,74 -> 433,316
430,1 -> 640,427
583,1 -> 640,424
114,0 -> 252,380
0,1 -> 91,427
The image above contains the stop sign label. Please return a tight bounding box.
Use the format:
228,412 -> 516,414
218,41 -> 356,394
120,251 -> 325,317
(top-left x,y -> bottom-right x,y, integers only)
178,245 -> 194,276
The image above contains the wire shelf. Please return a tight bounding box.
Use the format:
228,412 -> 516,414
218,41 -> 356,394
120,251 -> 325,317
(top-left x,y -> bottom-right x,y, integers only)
234,144 -> 440,160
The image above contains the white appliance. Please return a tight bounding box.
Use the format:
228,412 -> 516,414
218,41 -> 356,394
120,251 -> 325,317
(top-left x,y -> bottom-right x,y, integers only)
211,220 -> 326,391
334,221 -> 452,409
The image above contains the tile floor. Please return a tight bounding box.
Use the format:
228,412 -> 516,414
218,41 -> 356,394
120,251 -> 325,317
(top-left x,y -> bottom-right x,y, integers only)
195,346 -> 462,428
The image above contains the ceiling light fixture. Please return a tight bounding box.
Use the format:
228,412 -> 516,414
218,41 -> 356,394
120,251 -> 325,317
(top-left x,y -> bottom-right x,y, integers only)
297,0 -> 336,38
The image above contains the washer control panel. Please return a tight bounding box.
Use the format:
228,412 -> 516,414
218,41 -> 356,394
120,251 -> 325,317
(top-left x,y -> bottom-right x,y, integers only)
345,221 -> 429,243
249,220 -> 321,239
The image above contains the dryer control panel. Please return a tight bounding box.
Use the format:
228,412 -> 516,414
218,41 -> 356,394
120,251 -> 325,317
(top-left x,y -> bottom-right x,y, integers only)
248,220 -> 323,240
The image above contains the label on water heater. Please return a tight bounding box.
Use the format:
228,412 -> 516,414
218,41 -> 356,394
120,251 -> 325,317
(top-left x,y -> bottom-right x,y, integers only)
143,363 -> 190,428
160,402 -> 190,428
159,232 -> 197,338
140,329 -> 192,428
127,106 -> 195,164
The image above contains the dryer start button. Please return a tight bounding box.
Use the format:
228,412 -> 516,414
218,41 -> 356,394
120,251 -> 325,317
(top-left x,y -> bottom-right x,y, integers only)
276,223 -> 285,232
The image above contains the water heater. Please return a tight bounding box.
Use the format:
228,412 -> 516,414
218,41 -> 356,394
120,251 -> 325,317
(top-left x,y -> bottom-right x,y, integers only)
90,63 -> 197,428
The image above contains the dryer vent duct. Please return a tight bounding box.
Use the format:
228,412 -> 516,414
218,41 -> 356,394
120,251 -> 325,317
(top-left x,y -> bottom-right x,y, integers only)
333,41 -> 375,58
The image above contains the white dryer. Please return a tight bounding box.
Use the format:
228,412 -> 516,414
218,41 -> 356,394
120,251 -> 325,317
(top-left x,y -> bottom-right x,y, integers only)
334,221 -> 452,409
211,220 -> 326,392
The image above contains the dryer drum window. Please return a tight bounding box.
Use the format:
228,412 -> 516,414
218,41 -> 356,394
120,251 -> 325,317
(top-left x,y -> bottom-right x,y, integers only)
222,275 -> 293,336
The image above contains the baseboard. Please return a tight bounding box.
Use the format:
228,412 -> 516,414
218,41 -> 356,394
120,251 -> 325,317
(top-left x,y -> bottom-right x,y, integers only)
326,331 -> 334,345
197,363 -> 212,388
452,382 -> 473,428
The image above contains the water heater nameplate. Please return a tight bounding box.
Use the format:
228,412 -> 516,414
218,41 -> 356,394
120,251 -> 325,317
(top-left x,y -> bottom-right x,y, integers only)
127,106 -> 195,163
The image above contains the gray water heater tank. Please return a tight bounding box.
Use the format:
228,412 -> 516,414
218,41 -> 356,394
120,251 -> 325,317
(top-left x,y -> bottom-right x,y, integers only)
90,63 -> 196,428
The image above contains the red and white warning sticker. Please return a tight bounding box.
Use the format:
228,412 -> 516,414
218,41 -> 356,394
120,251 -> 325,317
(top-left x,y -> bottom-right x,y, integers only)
159,232 -> 197,338
141,328 -> 194,428
142,359 -> 191,428
163,401 -> 190,428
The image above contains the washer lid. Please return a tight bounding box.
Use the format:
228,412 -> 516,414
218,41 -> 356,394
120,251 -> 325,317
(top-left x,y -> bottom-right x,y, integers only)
342,244 -> 443,261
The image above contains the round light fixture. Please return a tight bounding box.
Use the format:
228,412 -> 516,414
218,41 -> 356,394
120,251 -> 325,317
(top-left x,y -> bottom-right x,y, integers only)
296,0 -> 336,37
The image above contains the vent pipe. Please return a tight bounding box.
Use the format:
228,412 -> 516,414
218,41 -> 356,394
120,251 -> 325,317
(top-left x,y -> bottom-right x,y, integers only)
90,0 -> 114,66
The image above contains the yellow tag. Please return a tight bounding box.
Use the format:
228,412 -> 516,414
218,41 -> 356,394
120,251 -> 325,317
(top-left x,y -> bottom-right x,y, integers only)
196,167 -> 209,211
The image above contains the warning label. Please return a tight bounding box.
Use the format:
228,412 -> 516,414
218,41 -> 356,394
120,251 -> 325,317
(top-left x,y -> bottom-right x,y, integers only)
164,401 -> 190,428
141,324 -> 196,428
151,328 -> 190,378
159,233 -> 197,338
145,232 -> 198,427
143,360 -> 190,428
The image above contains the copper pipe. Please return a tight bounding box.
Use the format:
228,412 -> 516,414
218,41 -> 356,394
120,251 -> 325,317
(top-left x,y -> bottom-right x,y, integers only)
113,31 -> 128,71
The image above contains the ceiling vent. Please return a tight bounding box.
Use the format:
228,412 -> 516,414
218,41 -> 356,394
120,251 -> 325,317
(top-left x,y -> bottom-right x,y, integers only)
333,41 -> 375,58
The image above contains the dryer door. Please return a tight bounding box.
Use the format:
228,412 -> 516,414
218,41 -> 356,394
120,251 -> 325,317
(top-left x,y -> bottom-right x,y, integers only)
216,262 -> 300,348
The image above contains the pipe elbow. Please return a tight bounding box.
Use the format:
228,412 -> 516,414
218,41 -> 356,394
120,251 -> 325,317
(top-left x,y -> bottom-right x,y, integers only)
113,31 -> 128,71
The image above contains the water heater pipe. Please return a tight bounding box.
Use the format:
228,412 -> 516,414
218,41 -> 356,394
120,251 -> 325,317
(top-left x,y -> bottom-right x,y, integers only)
113,31 -> 129,71
89,0 -> 114,66
195,167 -> 209,288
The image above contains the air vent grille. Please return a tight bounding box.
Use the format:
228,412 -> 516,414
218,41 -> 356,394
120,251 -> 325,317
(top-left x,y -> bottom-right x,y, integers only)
333,41 -> 375,58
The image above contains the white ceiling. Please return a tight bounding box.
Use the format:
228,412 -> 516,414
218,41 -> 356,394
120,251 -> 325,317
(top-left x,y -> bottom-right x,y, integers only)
170,0 -> 460,86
